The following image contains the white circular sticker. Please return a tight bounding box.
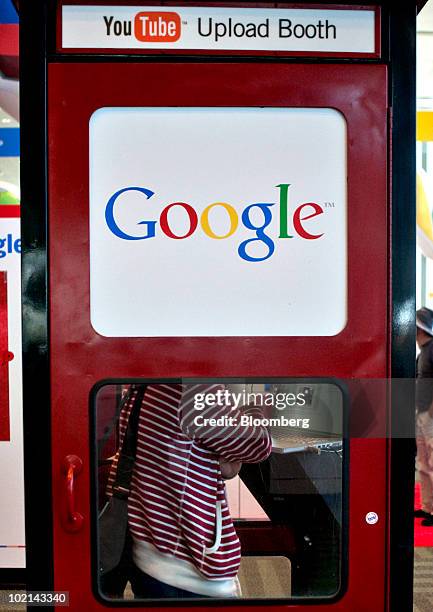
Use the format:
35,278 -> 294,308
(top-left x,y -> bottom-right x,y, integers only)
366,511 -> 379,525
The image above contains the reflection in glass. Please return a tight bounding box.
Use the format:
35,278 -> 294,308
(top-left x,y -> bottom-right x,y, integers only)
94,381 -> 344,601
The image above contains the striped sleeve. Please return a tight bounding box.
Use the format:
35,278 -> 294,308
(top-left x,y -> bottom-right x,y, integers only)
179,384 -> 272,464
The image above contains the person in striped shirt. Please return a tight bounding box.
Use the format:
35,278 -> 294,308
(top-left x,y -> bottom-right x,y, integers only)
102,382 -> 272,599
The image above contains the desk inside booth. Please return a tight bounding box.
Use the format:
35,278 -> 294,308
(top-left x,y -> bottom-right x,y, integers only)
238,449 -> 343,598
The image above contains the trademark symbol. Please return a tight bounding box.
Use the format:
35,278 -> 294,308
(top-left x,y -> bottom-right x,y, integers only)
324,202 -> 335,208
182,20 -> 188,25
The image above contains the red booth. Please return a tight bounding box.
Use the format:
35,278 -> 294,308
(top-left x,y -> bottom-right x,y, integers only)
20,1 -> 416,610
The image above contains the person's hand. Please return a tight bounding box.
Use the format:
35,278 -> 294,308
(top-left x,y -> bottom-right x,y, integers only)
304,446 -> 320,454
220,459 -> 242,480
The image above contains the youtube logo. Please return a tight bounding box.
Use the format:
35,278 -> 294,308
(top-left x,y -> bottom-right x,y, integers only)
134,12 -> 181,42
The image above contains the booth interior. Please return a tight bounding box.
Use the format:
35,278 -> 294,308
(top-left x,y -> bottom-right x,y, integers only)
95,380 -> 345,600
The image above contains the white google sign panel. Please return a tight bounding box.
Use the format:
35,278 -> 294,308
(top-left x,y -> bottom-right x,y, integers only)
89,107 -> 347,337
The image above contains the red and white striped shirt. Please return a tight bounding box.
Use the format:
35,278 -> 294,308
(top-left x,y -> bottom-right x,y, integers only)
108,383 -> 271,596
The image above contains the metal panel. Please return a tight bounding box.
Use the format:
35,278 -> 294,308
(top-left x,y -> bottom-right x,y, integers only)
47,61 -> 388,610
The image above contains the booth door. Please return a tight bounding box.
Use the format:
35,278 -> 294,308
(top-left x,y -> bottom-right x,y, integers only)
48,62 -> 388,611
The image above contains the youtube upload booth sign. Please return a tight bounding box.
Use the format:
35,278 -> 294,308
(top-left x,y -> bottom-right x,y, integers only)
62,5 -> 375,53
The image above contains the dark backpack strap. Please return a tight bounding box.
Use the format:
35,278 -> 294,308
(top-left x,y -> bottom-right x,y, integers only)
98,387 -> 132,463
112,384 -> 147,499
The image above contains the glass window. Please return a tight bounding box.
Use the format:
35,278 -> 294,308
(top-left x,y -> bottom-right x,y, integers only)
92,379 -> 346,602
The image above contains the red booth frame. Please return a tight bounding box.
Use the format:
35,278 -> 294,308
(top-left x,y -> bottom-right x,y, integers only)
19,1 -> 416,611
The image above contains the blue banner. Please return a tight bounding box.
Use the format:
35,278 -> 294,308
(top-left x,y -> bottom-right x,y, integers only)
0,128 -> 19,157
0,0 -> 18,24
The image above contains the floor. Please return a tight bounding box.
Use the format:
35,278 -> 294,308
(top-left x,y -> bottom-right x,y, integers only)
414,547 -> 433,612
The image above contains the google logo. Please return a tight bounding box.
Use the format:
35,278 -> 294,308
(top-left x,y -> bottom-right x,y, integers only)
105,183 -> 325,262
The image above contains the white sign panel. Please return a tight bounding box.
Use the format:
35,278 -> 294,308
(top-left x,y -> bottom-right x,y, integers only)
89,107 -> 347,337
0,217 -> 25,568
63,5 -> 376,54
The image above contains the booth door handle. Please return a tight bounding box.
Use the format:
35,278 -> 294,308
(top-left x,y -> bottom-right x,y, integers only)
1,351 -> 14,365
62,454 -> 84,533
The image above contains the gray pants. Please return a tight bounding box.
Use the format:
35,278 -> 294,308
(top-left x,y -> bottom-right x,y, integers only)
416,411 -> 433,514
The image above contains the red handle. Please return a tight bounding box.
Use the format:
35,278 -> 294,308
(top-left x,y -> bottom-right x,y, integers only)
62,455 -> 84,533
1,351 -> 14,365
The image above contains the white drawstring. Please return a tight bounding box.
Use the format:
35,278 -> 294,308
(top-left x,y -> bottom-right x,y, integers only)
205,501 -> 222,554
